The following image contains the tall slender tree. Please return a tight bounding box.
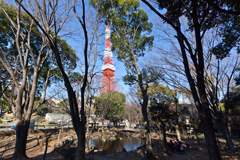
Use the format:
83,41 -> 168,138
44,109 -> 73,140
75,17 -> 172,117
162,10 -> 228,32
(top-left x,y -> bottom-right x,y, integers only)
150,16 -> 239,151
0,2 -> 76,158
15,0 -> 89,159
0,2 -> 47,158
90,0 -> 160,158
141,0 -> 224,159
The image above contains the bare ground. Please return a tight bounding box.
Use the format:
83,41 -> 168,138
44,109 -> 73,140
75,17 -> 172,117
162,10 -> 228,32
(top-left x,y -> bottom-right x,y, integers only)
0,130 -> 239,160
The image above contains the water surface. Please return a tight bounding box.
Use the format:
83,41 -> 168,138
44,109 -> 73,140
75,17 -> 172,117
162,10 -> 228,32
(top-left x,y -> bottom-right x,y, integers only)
91,136 -> 144,152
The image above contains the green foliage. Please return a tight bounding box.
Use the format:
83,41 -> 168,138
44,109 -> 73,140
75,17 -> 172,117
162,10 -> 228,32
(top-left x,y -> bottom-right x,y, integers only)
155,0 -> 239,60
94,91 -> 126,124
35,106 -> 49,117
90,0 -> 154,85
221,86 -> 240,115
0,2 -> 35,48
148,84 -> 176,103
57,38 -> 78,70
211,15 -> 240,59
178,105 -> 191,126
33,98 -> 53,116
37,36 -> 78,93
194,119 -> 204,133
219,102 -> 225,113
0,84 -> 11,112
123,67 -> 162,86
110,4 -> 154,60
68,72 -> 83,84
147,84 -> 176,122
210,1 -> 240,59
0,1 -> 78,97
136,83 -> 176,103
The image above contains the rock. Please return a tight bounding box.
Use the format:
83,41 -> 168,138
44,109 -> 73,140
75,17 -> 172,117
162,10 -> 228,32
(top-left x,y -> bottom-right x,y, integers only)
92,135 -> 99,140
132,133 -> 141,138
109,136 -> 116,141
60,136 -> 74,146
151,132 -> 159,138
101,137 -> 106,142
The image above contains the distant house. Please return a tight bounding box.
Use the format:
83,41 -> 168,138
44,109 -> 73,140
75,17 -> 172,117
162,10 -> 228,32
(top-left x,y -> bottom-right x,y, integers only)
51,98 -> 63,104
45,113 -> 71,123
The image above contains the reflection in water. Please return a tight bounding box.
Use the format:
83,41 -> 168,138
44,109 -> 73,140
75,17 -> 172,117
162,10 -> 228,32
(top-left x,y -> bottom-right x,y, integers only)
91,136 -> 144,152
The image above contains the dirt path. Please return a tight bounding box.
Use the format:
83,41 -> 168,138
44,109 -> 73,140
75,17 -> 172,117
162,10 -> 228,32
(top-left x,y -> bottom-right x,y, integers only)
0,132 -> 60,160
0,131 -> 239,160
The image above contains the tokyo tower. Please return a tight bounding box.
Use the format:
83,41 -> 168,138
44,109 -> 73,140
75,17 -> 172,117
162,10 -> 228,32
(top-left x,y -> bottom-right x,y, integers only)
98,25 -> 118,94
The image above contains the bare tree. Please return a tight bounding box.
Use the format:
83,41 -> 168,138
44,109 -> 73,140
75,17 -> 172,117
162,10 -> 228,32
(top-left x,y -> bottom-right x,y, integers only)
123,104 -> 142,127
14,0 -> 90,159
149,17 -> 239,151
0,1 -> 52,158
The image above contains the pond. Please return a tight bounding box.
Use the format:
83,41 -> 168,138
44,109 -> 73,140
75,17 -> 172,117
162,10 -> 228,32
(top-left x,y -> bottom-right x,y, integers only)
91,136 -> 145,152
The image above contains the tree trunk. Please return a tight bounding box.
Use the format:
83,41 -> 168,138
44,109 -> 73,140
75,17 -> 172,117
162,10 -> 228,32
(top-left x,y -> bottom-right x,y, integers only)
141,99 -> 155,159
175,124 -> 181,141
175,19 -> 222,159
217,115 -> 235,151
160,120 -> 168,153
102,119 -> 104,133
75,123 -> 86,160
227,117 -> 231,136
145,131 -> 154,158
14,1 -> 88,160
13,120 -> 30,159
194,128 -> 201,145
200,107 -> 222,160
192,0 -> 222,157
175,100 -> 181,141
86,115 -> 89,134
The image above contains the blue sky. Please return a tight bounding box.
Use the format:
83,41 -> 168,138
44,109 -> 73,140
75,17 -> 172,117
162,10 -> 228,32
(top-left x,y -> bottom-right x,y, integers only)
55,2 -> 160,97
49,1 -> 193,104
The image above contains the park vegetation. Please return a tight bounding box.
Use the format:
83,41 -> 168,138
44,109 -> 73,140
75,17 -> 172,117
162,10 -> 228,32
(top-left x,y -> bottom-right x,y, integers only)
0,0 -> 239,160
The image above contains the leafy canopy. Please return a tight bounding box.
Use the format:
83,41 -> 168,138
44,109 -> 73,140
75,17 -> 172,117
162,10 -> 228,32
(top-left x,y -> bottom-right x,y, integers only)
94,91 -> 126,123
154,0 -> 240,59
90,0 -> 154,85
147,83 -> 176,122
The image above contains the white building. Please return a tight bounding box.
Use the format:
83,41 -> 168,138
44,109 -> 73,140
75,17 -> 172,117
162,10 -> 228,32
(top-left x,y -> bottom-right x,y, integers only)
45,113 -> 71,123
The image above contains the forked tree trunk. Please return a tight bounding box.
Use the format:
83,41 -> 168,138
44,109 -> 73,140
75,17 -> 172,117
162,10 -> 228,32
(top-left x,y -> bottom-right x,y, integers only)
140,1 -> 222,159
193,0 -> 222,156
175,19 -> 221,159
15,1 -> 88,160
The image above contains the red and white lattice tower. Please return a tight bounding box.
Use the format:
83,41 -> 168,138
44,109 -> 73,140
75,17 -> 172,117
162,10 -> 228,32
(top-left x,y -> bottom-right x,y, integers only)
98,25 -> 118,95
